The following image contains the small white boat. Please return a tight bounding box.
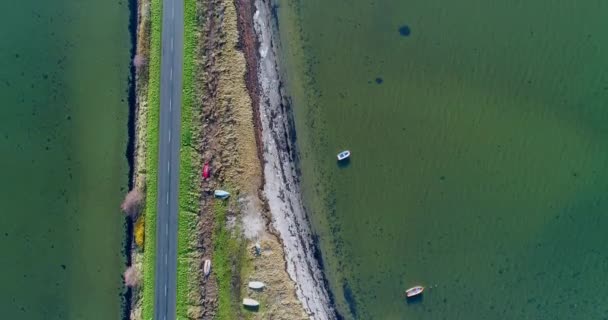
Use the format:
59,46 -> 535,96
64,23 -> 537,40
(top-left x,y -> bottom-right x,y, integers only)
242,298 -> 260,307
214,190 -> 230,199
405,286 -> 424,298
248,281 -> 265,290
337,150 -> 351,161
203,259 -> 211,276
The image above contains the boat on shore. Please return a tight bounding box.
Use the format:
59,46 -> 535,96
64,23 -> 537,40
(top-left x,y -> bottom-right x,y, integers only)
405,286 -> 424,298
203,259 -> 211,277
248,281 -> 265,290
202,163 -> 210,179
337,150 -> 351,161
243,298 -> 260,307
214,190 -> 230,199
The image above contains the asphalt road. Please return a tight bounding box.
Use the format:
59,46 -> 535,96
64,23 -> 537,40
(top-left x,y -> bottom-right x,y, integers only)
154,0 -> 184,318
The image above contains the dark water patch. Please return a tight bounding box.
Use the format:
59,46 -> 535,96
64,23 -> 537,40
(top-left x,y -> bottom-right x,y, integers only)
121,0 -> 138,318
337,158 -> 351,168
125,0 -> 137,192
405,294 -> 423,305
342,281 -> 358,317
398,25 -> 411,36
375,77 -> 383,84
311,231 -> 346,319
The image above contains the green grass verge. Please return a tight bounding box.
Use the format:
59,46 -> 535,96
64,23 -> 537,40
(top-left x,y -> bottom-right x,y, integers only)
142,0 -> 162,318
175,0 -> 198,318
213,200 -> 249,319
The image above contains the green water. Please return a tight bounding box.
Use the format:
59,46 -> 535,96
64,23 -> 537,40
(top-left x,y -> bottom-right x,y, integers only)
276,0 -> 608,319
0,1 -> 130,319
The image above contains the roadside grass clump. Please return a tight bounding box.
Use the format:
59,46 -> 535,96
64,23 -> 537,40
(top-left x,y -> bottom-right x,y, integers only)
176,0 -> 200,318
142,0 -> 162,317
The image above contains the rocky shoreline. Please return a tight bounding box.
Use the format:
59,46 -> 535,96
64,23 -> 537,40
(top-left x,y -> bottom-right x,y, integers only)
253,1 -> 336,319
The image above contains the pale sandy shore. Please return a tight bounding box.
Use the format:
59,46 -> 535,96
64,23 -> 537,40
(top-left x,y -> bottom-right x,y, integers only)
254,1 -> 337,319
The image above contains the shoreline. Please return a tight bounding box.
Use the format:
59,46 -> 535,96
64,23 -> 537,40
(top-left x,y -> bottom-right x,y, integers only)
127,0 -> 336,318
253,1 -> 336,319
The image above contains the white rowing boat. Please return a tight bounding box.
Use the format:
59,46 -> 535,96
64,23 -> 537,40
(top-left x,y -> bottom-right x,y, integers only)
405,286 -> 424,298
337,150 -> 351,161
203,259 -> 211,276
243,298 -> 260,307
248,281 -> 265,290
214,190 -> 230,199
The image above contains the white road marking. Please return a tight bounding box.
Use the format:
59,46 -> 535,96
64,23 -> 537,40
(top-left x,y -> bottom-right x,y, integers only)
172,3 -> 175,19
166,192 -> 169,205
169,130 -> 171,143
165,284 -> 168,296
169,99 -> 172,111
165,253 -> 168,265
170,68 -> 173,81
171,37 -> 174,52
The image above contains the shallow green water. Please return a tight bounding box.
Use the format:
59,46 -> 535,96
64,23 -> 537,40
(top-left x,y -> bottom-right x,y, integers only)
276,0 -> 608,318
0,1 -> 130,319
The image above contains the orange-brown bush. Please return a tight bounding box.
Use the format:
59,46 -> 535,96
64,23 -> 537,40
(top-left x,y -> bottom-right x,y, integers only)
134,216 -> 145,247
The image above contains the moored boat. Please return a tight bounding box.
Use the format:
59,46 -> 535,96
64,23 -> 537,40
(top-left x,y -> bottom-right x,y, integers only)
203,259 -> 211,277
405,286 -> 424,298
337,150 -> 351,161
242,298 -> 260,307
214,190 -> 230,199
248,281 -> 265,290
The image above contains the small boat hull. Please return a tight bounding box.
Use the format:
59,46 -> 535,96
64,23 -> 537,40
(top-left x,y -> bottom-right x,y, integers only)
214,190 -> 230,199
337,150 -> 351,161
243,298 -> 260,307
405,286 -> 424,298
203,259 -> 211,277
248,281 -> 265,290
202,163 -> 210,179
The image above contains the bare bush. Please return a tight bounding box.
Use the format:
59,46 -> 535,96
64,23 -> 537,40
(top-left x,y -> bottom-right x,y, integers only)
133,54 -> 146,69
121,189 -> 143,218
124,265 -> 142,288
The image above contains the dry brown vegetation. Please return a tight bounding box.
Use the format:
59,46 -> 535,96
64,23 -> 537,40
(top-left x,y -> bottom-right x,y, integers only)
174,0 -> 309,318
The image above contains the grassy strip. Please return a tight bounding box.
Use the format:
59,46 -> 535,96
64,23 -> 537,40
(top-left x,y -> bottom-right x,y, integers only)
213,200 -> 250,319
213,201 -> 236,319
142,0 -> 162,318
175,0 -> 199,318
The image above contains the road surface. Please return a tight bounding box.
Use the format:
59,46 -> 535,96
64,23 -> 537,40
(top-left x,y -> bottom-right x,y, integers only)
154,0 -> 183,318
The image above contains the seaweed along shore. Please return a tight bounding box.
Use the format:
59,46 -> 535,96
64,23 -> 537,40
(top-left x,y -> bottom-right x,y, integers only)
253,0 -> 337,318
